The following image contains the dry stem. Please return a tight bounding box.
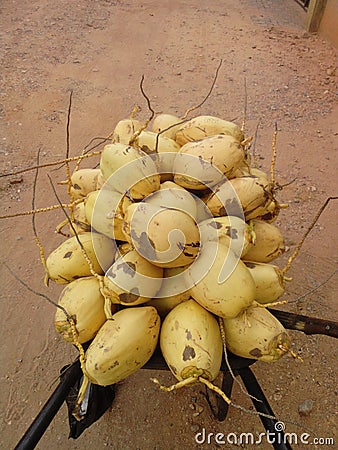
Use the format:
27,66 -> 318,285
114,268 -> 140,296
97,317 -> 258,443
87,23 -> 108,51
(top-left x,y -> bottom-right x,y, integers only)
0,200 -> 82,220
270,122 -> 278,185
181,59 -> 223,120
282,196 -> 338,275
128,75 -> 155,145
241,76 -> 247,134
0,150 -> 103,179
32,149 -> 48,277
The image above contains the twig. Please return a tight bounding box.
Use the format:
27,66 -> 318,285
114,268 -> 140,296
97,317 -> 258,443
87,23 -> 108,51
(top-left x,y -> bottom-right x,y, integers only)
63,91 -> 76,223
0,150 -> 103,178
32,148 -> 48,276
128,75 -> 155,145
282,196 -> 338,274
140,74 -> 155,122
4,263 -> 67,316
241,76 -> 247,134
4,262 -> 87,376
0,200 -> 82,220
287,268 -> 337,304
65,90 -> 73,183
51,136 -> 109,173
270,122 -> 278,185
277,177 -> 297,189
181,59 -> 223,119
229,401 -> 315,435
251,119 -> 261,168
154,118 -> 190,154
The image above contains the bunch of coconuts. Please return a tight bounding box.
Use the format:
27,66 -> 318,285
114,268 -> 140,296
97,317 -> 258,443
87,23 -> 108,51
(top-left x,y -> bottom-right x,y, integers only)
47,112 -> 294,409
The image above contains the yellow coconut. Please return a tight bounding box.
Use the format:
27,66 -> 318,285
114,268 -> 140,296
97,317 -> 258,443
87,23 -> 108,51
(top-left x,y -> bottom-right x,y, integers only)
198,216 -> 253,258
55,276 -> 109,344
244,261 -> 287,304
85,306 -> 160,385
160,299 -> 222,382
84,189 -> 132,241
69,168 -> 101,200
244,219 -> 285,263
46,232 -> 116,284
186,241 -> 255,318
111,118 -> 144,145
144,181 -> 197,219
100,143 -> 160,200
132,130 -> 181,180
103,248 -> 163,305
173,134 -> 245,190
152,113 -> 182,140
123,202 -> 200,268
222,305 -> 292,362
175,115 -> 244,146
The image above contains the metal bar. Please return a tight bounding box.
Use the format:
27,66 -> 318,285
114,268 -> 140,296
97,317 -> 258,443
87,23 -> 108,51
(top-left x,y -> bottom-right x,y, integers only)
216,370 -> 235,421
14,360 -> 82,450
239,366 -> 293,450
269,309 -> 338,338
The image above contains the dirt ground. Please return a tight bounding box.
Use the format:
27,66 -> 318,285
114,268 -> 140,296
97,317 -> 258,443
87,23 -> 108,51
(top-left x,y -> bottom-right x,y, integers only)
0,0 -> 337,449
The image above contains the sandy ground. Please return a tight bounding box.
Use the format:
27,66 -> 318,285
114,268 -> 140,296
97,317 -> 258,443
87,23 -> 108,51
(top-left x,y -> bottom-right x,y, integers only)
0,1 -> 337,449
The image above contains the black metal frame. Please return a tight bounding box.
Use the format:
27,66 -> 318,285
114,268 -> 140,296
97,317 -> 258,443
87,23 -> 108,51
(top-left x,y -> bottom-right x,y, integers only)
294,0 -> 310,11
14,310 -> 338,450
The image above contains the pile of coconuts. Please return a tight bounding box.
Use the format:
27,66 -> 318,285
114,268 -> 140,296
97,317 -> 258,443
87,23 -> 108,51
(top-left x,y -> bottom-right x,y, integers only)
47,112 -> 295,413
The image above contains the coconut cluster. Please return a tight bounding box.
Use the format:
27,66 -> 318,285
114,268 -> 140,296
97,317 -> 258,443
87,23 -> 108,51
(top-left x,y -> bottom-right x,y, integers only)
48,113 -> 293,397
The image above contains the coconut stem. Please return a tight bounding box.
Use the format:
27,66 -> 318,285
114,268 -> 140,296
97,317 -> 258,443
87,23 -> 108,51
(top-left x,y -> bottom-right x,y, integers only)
151,375 -> 232,406
130,105 -> 140,119
69,316 -> 87,371
251,119 -> 261,169
270,123 -> 278,185
72,375 -> 90,421
241,136 -> 253,147
253,299 -> 288,308
64,91 -> 75,224
102,289 -> 117,320
129,75 -> 154,145
1,150 -> 103,179
181,59 -> 223,120
241,76 -> 247,134
247,220 -> 256,244
31,149 -> 50,284
0,201 -> 82,220
279,345 -> 303,362
198,377 -> 231,405
282,196 -> 338,275
151,376 -> 197,392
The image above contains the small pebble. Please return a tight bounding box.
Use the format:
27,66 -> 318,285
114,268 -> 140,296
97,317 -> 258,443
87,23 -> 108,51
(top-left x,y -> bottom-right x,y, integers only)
196,405 -> 204,414
326,67 -> 336,76
298,399 -> 314,416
